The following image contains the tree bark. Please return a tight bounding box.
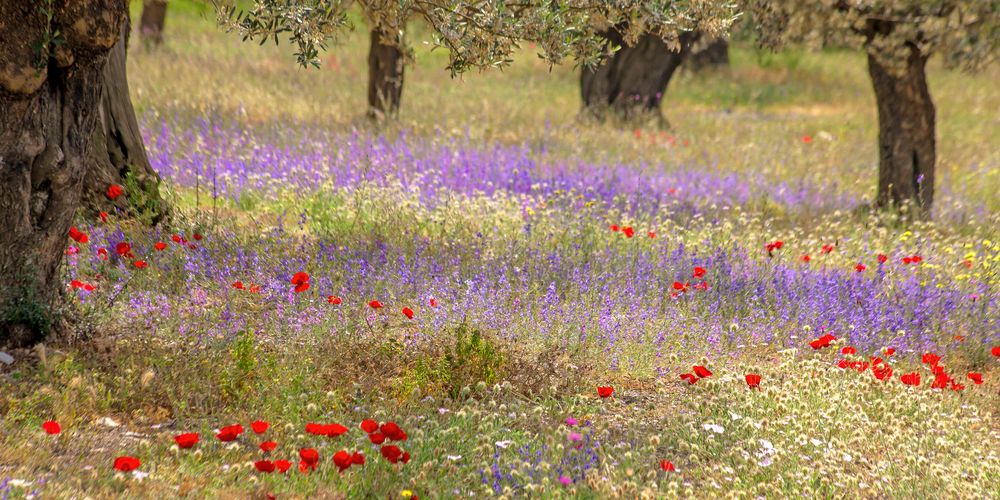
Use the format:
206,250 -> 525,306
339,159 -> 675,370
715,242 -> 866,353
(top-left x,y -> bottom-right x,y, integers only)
685,36 -> 729,71
83,17 -> 168,224
367,27 -> 404,120
580,30 -> 698,126
0,0 -> 126,349
867,47 -> 935,214
139,0 -> 167,46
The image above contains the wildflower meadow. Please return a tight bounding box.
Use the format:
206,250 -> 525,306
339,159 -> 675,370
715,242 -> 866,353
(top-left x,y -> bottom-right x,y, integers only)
1,1 -> 998,498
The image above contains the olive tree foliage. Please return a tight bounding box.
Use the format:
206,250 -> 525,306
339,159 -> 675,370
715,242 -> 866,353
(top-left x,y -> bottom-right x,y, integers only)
747,0 -> 999,214
211,0 -> 740,73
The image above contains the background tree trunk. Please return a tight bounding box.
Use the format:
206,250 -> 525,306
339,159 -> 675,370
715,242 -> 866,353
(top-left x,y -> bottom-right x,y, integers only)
685,36 -> 729,71
140,0 -> 167,46
0,0 -> 126,349
367,27 -> 404,120
867,48 -> 935,215
83,17 -> 169,224
580,30 -> 698,126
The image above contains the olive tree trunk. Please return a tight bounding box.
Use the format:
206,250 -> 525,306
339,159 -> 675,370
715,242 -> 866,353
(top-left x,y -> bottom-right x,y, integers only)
367,27 -> 404,120
580,30 -> 697,125
686,36 -> 729,71
867,48 -> 935,214
139,0 -> 167,46
84,17 -> 168,223
0,0 -> 126,349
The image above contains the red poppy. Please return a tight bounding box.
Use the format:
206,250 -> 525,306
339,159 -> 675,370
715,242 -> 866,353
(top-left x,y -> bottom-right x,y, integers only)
841,346 -> 856,355
352,451 -> 365,465
327,423 -> 349,437
332,450 -> 352,471
113,456 -> 140,472
248,284 -> 261,293
962,259 -> 973,268
931,371 -> 951,390
692,267 -> 706,278
818,244 -> 832,254
174,432 -> 199,449
42,420 -> 61,435
381,422 -> 407,441
680,373 -> 698,384
97,247 -> 108,260
274,460 -> 292,473
950,381 -> 965,392
648,231 -> 656,238
368,432 -> 386,444
872,364 -> 893,381
884,347 -> 896,356
967,372 -> 983,385
99,211 -> 108,223
953,335 -> 965,342
232,281 -> 245,290
116,242 -> 132,257
610,225 -> 619,232
327,295 -> 342,305
299,448 -> 320,469
809,333 -> 836,350
877,253 -> 888,264
106,184 -> 124,200
260,441 -> 278,452
672,281 -> 689,293
597,386 -> 614,398
133,260 -> 148,269
660,460 -> 675,472
251,420 -> 269,434
360,419 -> 379,434
900,372 -> 921,386
193,233 -> 203,241
402,307 -> 414,319
291,272 -> 310,293
171,234 -> 182,243
254,460 -> 276,473
800,254 -> 811,263
402,452 -> 411,464
368,300 -> 384,309
429,297 -> 438,308
855,264 -> 866,272
992,346 -> 1000,357
68,227 -> 89,244
154,242 -> 167,251
216,424 -> 244,441
692,365 -> 712,378
765,240 -> 784,254
801,135 -> 813,144
623,227 -> 635,238
921,352 -> 941,366
745,373 -> 761,389
380,445 -> 403,464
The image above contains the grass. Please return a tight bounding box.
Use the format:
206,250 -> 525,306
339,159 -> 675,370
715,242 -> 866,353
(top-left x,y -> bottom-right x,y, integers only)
1,2 -> 999,498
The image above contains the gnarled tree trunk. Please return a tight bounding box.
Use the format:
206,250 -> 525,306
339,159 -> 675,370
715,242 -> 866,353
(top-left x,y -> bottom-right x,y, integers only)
867,47 -> 935,215
580,30 -> 698,126
367,27 -> 404,120
140,0 -> 167,46
686,36 -> 729,71
0,0 -> 126,349
83,17 -> 168,224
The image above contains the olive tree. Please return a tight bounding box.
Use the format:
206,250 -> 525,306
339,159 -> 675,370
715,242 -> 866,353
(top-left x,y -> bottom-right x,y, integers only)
748,0 -> 999,215
216,1 -> 739,119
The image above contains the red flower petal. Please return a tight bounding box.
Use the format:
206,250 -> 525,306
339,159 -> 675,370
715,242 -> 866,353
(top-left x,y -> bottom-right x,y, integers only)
596,386 -> 614,398
360,419 -> 379,434
260,441 -> 278,452
660,459 -> 675,471
106,184 -> 124,200
254,460 -> 276,473
174,433 -> 199,449
251,420 -> 269,434
42,420 -> 61,435
692,365 -> 712,378
113,456 -> 140,472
